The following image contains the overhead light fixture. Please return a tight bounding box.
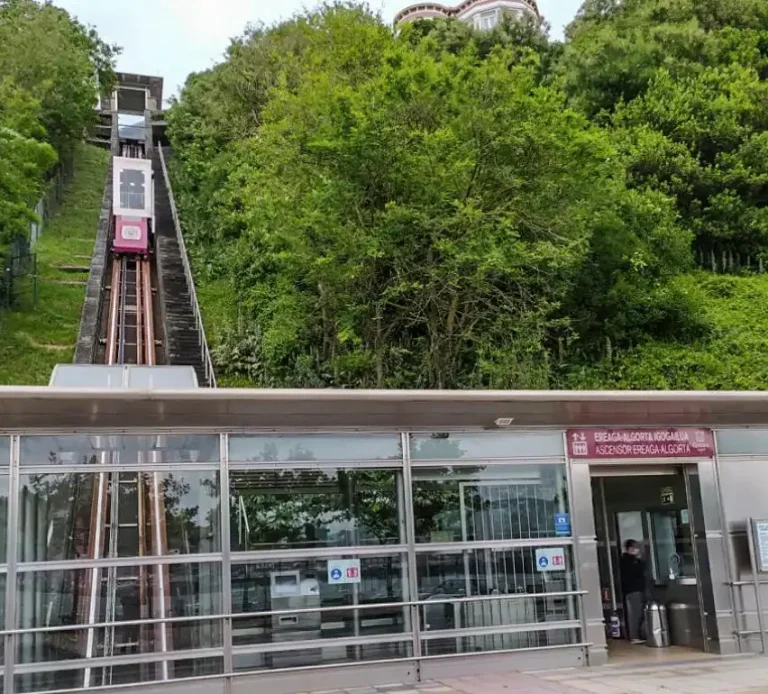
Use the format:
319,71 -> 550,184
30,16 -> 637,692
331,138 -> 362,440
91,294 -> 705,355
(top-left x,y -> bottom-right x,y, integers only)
495,417 -> 515,427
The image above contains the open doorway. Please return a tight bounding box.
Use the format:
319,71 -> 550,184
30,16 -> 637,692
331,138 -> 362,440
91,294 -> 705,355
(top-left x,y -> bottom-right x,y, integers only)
591,467 -> 713,664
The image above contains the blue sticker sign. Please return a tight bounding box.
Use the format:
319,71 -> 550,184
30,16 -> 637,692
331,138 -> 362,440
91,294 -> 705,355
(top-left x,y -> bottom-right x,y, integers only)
554,513 -> 571,536
328,559 -> 361,585
535,547 -> 566,572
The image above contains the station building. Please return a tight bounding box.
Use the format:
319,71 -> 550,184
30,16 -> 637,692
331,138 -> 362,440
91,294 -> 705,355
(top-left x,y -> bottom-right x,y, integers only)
1,369 -> 768,693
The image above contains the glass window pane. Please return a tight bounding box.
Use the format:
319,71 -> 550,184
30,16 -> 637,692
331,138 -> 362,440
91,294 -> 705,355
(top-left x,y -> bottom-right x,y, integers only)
716,429 -> 768,455
231,555 -> 408,652
233,641 -> 410,673
0,436 -> 9,465
412,465 -> 569,543
230,469 -> 402,551
18,471 -> 220,562
15,657 -> 223,693
20,434 -> 220,466
229,435 -> 402,463
120,167 -> 147,210
422,629 -> 577,657
0,575 -> 5,665
16,563 -> 223,664
417,547 -> 578,634
650,510 -> 695,581
0,475 -> 8,563
417,547 -> 576,600
410,432 -> 563,460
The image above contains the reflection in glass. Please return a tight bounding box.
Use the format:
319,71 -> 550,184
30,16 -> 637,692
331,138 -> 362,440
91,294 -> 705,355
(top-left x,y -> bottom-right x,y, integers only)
230,469 -> 401,550
231,555 -> 407,655
120,168 -> 147,211
233,641 -> 411,673
412,465 -> 568,543
422,630 -> 576,657
417,547 -> 576,598
15,657 -> 224,693
0,475 -> 8,562
229,435 -> 402,463
0,575 -> 5,665
0,435 -> 9,465
16,563 -> 222,678
20,434 -> 220,466
616,511 -> 645,556
650,509 -> 695,581
417,548 -> 577,638
18,471 -> 220,562
410,433 -> 563,460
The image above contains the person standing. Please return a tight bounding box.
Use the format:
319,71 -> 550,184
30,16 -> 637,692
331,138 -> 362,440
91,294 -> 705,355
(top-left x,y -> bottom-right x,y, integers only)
620,539 -> 647,644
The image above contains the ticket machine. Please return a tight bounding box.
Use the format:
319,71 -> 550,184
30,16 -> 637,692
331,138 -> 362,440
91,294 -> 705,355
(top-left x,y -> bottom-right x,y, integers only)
270,570 -> 322,668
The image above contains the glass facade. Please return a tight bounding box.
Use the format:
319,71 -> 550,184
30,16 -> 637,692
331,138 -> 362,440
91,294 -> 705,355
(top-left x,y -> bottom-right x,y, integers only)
0,431 -> 581,693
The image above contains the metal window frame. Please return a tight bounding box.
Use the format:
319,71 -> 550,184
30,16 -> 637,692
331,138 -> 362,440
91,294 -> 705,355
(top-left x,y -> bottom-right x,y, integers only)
2,429 -> 593,694
227,432 -> 403,466
14,553 -> 224,573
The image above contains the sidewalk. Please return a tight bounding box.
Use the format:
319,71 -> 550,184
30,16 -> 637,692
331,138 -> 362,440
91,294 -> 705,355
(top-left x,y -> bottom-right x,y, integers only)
308,655 -> 768,694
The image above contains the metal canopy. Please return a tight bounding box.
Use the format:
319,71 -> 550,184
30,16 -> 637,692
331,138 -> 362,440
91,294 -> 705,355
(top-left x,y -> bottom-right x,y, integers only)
1,388 -> 768,431
49,365 -> 199,389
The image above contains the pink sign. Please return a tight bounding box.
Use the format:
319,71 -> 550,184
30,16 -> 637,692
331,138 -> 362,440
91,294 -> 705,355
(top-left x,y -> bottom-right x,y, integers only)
567,428 -> 715,460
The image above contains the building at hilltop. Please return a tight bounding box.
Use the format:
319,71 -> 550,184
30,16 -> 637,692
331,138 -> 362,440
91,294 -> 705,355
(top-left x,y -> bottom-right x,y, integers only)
394,0 -> 539,29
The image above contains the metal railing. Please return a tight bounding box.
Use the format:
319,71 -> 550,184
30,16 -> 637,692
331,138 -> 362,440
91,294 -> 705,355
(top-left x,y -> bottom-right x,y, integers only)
157,144 -> 217,387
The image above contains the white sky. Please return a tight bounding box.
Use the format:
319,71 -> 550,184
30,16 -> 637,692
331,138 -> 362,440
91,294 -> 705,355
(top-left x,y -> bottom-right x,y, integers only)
57,0 -> 582,103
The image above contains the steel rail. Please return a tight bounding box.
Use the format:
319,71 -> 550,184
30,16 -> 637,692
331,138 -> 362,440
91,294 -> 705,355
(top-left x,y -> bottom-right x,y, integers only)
106,260 -> 121,365
141,259 -> 154,365
136,259 -> 143,364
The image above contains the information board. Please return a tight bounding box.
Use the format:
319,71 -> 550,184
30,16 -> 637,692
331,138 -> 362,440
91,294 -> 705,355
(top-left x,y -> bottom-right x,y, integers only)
752,519 -> 768,573
554,513 -> 571,536
567,428 -> 715,460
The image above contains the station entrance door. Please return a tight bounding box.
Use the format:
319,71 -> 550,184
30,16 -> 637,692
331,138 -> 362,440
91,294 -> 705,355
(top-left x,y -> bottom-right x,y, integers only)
590,466 -> 712,661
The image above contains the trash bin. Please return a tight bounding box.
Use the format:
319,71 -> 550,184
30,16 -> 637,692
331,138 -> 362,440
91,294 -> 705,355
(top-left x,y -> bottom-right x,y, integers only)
645,601 -> 670,648
667,601 -> 703,648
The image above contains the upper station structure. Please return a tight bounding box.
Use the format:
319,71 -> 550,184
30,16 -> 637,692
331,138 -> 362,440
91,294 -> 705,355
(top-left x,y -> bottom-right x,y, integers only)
394,0 -> 539,29
100,71 -> 164,115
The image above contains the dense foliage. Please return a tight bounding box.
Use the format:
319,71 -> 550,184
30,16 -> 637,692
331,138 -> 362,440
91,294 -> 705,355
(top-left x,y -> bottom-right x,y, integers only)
0,0 -> 116,247
169,0 -> 768,390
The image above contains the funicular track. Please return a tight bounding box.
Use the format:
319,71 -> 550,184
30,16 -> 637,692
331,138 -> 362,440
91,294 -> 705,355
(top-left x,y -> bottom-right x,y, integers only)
74,129 -> 175,686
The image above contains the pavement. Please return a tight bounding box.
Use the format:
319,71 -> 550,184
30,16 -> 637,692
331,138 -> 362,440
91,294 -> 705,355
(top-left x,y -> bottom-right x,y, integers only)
304,655 -> 768,694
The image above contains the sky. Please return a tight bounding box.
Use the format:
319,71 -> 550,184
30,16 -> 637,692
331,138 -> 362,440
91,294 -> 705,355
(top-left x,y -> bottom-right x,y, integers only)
57,0 -> 583,104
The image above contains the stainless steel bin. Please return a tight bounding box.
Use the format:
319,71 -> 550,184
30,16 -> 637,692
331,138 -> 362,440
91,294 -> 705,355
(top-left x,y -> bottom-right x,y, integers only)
667,601 -> 703,648
645,602 -> 670,648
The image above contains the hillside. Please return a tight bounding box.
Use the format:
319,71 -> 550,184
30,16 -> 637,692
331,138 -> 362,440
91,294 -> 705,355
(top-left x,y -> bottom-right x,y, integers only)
167,1 -> 768,391
567,273 -> 768,391
0,144 -> 109,384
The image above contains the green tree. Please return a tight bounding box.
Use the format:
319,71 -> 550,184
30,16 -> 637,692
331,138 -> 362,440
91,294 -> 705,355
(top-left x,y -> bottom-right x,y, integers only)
169,3 -> 697,388
0,78 -> 56,246
0,0 -> 118,159
561,0 -> 768,261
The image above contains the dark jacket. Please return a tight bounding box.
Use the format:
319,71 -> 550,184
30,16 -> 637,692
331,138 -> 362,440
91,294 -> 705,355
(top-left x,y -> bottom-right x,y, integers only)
620,552 -> 646,595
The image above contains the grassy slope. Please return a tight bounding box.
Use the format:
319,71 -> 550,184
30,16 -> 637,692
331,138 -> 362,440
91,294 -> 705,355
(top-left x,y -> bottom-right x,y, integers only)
569,272 -> 768,390
0,144 -> 109,385
194,276 -> 254,387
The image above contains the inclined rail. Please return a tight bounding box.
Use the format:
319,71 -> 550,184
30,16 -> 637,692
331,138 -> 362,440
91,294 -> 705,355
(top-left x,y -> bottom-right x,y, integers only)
80,128 -> 172,686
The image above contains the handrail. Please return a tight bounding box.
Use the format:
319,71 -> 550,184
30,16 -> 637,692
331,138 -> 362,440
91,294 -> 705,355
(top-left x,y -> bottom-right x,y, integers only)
0,589 -> 588,637
158,144 -> 217,387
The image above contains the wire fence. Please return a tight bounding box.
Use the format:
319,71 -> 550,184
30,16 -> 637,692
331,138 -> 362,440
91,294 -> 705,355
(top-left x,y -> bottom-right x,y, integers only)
0,241 -> 37,313
0,160 -> 72,330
